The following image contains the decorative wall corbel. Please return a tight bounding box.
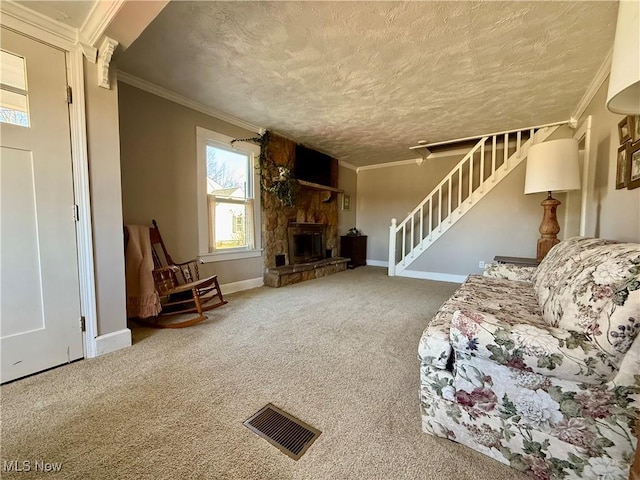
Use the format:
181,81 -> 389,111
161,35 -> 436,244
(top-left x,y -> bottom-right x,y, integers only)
97,37 -> 119,89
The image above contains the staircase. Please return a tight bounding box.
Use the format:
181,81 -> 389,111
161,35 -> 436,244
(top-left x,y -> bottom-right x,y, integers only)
388,123 -> 566,276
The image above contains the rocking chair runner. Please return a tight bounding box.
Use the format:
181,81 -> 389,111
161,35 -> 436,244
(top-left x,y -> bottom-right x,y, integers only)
138,219 -> 227,328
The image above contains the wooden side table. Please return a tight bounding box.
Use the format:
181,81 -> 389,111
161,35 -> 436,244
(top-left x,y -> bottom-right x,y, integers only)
340,235 -> 367,269
493,256 -> 540,267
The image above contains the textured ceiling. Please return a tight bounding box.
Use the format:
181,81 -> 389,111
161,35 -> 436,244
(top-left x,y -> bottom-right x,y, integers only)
116,1 -> 617,167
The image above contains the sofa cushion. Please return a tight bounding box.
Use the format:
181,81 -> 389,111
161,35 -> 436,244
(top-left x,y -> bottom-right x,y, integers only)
450,309 -> 622,383
418,274 -> 542,367
533,239 -> 640,367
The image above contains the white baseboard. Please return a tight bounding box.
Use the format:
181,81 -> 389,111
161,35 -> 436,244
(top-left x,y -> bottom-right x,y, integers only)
366,259 -> 388,267
94,328 -> 132,356
220,277 -> 263,294
365,259 -> 466,283
399,270 -> 467,284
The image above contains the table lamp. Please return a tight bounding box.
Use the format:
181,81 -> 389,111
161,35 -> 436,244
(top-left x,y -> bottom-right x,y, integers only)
606,0 -> 640,114
524,138 -> 581,261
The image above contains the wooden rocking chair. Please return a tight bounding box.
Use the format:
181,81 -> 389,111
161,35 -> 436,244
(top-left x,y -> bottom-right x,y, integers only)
141,219 -> 227,328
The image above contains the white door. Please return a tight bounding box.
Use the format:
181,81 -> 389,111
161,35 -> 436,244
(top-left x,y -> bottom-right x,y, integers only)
1,27 -> 83,383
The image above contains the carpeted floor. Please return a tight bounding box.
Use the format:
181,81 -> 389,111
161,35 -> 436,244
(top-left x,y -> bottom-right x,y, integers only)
0,267 -> 528,479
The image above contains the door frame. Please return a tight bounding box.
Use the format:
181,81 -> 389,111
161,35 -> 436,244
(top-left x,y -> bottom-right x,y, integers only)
0,5 -> 105,358
572,115 -> 595,237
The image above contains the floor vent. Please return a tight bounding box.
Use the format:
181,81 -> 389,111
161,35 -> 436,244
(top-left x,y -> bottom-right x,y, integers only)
243,403 -> 321,460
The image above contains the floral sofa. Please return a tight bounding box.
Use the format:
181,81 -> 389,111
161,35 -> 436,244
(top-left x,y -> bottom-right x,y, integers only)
419,237 -> 640,479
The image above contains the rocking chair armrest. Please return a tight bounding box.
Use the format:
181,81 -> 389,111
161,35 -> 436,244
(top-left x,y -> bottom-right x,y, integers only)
174,259 -> 202,267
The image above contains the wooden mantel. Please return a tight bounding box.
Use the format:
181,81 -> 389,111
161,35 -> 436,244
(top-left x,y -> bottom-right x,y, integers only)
297,179 -> 343,193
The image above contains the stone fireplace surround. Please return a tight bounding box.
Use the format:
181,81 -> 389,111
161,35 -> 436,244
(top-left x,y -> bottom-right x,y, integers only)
262,133 -> 348,287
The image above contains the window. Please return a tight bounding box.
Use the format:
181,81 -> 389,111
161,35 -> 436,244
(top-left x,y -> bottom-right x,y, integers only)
0,50 -> 30,127
197,127 -> 262,262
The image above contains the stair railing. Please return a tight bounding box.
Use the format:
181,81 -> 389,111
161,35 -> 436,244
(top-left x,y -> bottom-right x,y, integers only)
388,122 -> 567,276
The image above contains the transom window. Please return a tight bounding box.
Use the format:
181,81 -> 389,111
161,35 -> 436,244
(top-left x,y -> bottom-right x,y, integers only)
0,50 -> 29,127
196,127 -> 262,262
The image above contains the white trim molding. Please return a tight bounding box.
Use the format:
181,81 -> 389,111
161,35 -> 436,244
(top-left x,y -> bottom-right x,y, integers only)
220,277 -> 264,295
97,37 -> 118,89
399,269 -> 467,284
0,0 -> 76,49
366,259 -> 467,283
67,48 -> 100,359
571,49 -> 612,124
357,158 -> 422,173
80,0 -> 126,47
366,259 -> 389,267
94,329 -> 132,356
338,160 -> 358,171
118,71 -> 263,133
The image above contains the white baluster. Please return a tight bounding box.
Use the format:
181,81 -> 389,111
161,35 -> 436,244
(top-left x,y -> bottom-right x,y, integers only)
492,136 -> 497,182
480,139 -> 485,193
388,218 -> 397,276
402,223 -> 406,264
458,167 -> 463,214
419,205 -> 424,247
504,133 -> 509,170
438,186 -> 442,232
428,198 -> 433,241
410,214 -> 414,257
516,130 -> 522,159
468,157 -> 473,202
448,176 -> 452,224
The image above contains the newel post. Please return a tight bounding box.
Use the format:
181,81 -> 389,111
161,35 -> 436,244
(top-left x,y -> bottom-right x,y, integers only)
388,218 -> 397,276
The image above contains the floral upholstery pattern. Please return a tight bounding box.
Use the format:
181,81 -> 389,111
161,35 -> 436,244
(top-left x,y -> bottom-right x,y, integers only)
419,237 -> 640,479
484,262 -> 537,282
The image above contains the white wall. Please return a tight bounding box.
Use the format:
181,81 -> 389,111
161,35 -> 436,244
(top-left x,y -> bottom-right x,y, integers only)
84,59 -> 128,337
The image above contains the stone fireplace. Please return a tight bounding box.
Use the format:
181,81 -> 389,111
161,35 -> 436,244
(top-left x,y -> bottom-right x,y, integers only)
262,133 -> 348,287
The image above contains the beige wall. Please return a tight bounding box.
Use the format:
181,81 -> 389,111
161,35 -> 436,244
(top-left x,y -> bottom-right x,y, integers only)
355,141 -> 577,276
338,164 -> 357,236
579,77 -> 640,242
117,82 -> 264,284
84,59 -> 127,336
356,156 -> 461,262
408,162 -> 546,275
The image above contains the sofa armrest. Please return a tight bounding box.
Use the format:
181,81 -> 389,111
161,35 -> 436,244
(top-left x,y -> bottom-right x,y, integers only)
450,310 -> 621,384
483,262 -> 536,282
419,311 -> 453,369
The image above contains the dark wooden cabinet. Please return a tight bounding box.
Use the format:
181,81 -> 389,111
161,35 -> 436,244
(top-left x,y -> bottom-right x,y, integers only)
340,235 -> 367,269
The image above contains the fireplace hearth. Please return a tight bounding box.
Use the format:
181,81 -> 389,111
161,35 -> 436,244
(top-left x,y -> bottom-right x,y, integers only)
288,223 -> 325,264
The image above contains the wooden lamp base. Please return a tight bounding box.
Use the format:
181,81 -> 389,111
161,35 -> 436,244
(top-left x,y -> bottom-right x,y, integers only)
536,192 -> 561,262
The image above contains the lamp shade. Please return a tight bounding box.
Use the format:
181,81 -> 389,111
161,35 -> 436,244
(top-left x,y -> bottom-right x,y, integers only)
606,0 -> 640,114
524,138 -> 581,194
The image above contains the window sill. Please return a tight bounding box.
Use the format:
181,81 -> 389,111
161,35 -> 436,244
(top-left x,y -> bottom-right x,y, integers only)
199,249 -> 263,263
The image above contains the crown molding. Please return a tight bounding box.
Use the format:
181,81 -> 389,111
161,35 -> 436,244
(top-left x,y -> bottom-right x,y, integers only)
0,0 -> 76,49
571,48 -> 612,124
338,160 -> 358,171
116,70 -> 263,133
80,0 -> 126,47
357,158 -> 423,172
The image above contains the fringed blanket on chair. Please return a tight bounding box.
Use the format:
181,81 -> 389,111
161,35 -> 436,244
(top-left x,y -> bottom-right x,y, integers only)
125,225 -> 161,318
